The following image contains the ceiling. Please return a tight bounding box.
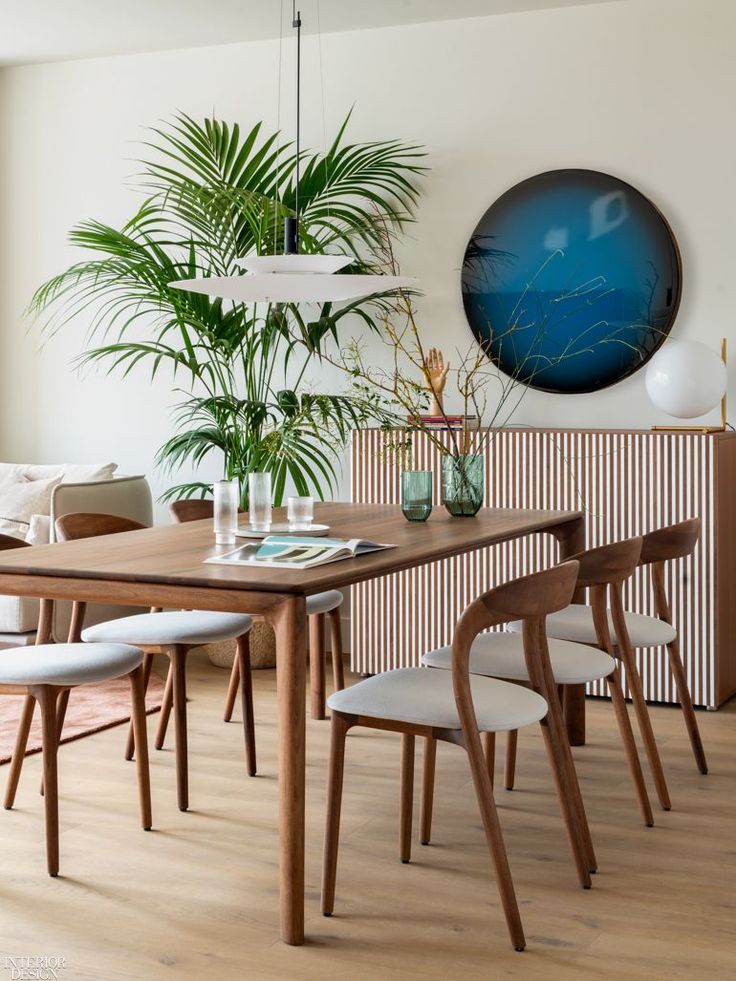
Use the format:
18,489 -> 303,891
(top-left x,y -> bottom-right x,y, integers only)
0,0 -> 620,67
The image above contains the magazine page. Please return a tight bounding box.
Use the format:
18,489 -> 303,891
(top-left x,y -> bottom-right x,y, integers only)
204,536 -> 394,570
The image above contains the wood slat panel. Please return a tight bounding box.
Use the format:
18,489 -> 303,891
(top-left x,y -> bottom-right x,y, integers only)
351,428 -> 724,708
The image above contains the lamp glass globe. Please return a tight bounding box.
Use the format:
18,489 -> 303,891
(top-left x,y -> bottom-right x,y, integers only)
645,340 -> 727,418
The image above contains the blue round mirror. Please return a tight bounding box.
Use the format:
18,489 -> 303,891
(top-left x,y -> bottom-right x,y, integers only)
461,169 -> 682,394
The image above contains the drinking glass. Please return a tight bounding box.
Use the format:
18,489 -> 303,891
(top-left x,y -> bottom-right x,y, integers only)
287,495 -> 314,531
213,478 -> 239,545
401,470 -> 433,522
248,472 -> 272,533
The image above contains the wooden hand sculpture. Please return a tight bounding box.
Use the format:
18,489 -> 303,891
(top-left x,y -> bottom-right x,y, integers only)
421,347 -> 451,416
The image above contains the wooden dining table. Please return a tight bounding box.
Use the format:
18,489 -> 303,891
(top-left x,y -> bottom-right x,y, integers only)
0,501 -> 584,945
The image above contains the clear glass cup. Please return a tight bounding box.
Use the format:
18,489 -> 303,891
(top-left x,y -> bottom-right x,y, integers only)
401,470 -> 433,522
248,472 -> 272,533
287,495 -> 314,531
213,478 -> 239,545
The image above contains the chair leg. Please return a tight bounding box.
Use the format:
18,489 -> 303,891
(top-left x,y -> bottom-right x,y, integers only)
618,642 -> 671,811
128,665 -> 152,830
321,713 -> 350,916
4,695 -> 35,810
125,651 -> 153,761
328,608 -> 345,693
537,716 -> 592,889
666,638 -> 708,774
236,634 -> 257,776
170,646 -> 189,811
483,731 -> 496,788
154,662 -> 174,750
419,736 -> 436,846
400,733 -> 415,864
309,613 -> 326,721
607,667 -> 654,827
33,686 -> 60,877
463,730 -> 526,951
223,649 -> 240,723
505,730 -> 518,790
40,688 -> 71,797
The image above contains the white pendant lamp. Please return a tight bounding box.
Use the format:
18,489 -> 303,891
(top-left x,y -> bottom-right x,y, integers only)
171,4 -> 415,305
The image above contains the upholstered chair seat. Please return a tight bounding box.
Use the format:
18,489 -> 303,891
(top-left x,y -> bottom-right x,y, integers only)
0,643 -> 142,688
305,591 -> 343,615
508,605 -> 677,649
422,632 -> 615,685
327,667 -> 548,732
82,611 -> 253,648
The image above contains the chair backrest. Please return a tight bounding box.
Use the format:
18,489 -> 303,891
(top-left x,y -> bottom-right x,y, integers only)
640,518 -> 700,566
169,498 -> 214,523
564,536 -> 643,587
639,518 -> 700,624
50,475 -> 153,542
55,512 -> 147,542
560,536 -> 643,655
0,534 -> 31,552
451,562 -> 580,735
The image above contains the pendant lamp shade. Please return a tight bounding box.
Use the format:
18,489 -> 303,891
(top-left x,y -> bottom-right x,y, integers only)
171,272 -> 416,305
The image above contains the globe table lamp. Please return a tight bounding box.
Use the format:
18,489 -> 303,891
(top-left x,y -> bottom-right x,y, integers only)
646,338 -> 728,433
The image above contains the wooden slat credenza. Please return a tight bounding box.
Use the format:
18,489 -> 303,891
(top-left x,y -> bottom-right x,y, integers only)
350,427 -> 736,708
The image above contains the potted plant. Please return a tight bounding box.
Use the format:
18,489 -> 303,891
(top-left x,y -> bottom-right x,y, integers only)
29,111 -> 424,507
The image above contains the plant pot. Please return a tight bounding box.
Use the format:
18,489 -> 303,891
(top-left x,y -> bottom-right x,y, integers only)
204,619 -> 276,670
441,454 -> 484,517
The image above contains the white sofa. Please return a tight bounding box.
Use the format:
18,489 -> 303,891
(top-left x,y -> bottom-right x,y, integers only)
0,469 -> 152,648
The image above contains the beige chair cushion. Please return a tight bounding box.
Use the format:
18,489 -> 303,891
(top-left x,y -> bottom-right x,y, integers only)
422,632 -> 614,684
0,643 -> 142,686
327,668 -> 547,733
82,610 -> 253,646
508,605 -> 677,649
306,590 -> 343,615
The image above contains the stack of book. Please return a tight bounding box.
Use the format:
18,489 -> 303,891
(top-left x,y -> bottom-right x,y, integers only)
408,414 -> 480,431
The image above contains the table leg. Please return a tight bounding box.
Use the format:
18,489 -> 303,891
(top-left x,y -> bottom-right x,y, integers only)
271,595 -> 307,946
554,517 -> 587,746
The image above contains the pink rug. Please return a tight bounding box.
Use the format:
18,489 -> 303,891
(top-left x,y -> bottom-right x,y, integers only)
0,673 -> 166,764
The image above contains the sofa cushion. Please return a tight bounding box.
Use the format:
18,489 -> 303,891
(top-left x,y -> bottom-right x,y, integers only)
0,462 -> 118,483
0,474 -> 62,540
0,594 -> 40,633
25,513 -> 52,545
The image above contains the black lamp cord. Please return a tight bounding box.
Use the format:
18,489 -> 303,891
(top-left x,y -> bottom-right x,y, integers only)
284,2 -> 302,255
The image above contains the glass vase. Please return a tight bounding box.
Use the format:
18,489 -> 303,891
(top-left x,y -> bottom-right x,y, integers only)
213,478 -> 240,545
441,454 -> 484,517
248,472 -> 272,533
400,470 -> 433,522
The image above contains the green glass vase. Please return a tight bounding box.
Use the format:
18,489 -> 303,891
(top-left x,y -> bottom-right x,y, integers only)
441,454 -> 484,517
400,470 -> 433,522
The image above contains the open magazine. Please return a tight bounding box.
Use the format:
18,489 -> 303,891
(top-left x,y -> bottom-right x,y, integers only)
205,535 -> 394,570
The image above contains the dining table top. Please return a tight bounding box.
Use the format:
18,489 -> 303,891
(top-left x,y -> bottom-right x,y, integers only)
0,502 -> 583,597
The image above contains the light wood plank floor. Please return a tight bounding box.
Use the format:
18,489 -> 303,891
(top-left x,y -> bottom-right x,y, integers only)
0,654 -> 734,980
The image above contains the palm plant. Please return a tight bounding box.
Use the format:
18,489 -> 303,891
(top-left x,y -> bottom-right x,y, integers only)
29,112 -> 425,504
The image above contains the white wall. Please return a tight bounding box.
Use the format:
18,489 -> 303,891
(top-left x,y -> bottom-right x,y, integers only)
1,0 -> 734,518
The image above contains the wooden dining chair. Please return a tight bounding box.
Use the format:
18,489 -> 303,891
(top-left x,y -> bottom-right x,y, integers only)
55,513 -> 256,812
168,498 -> 345,721
321,561 -> 588,952
504,536 -> 664,815
0,533 -> 151,875
424,537 -> 655,832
